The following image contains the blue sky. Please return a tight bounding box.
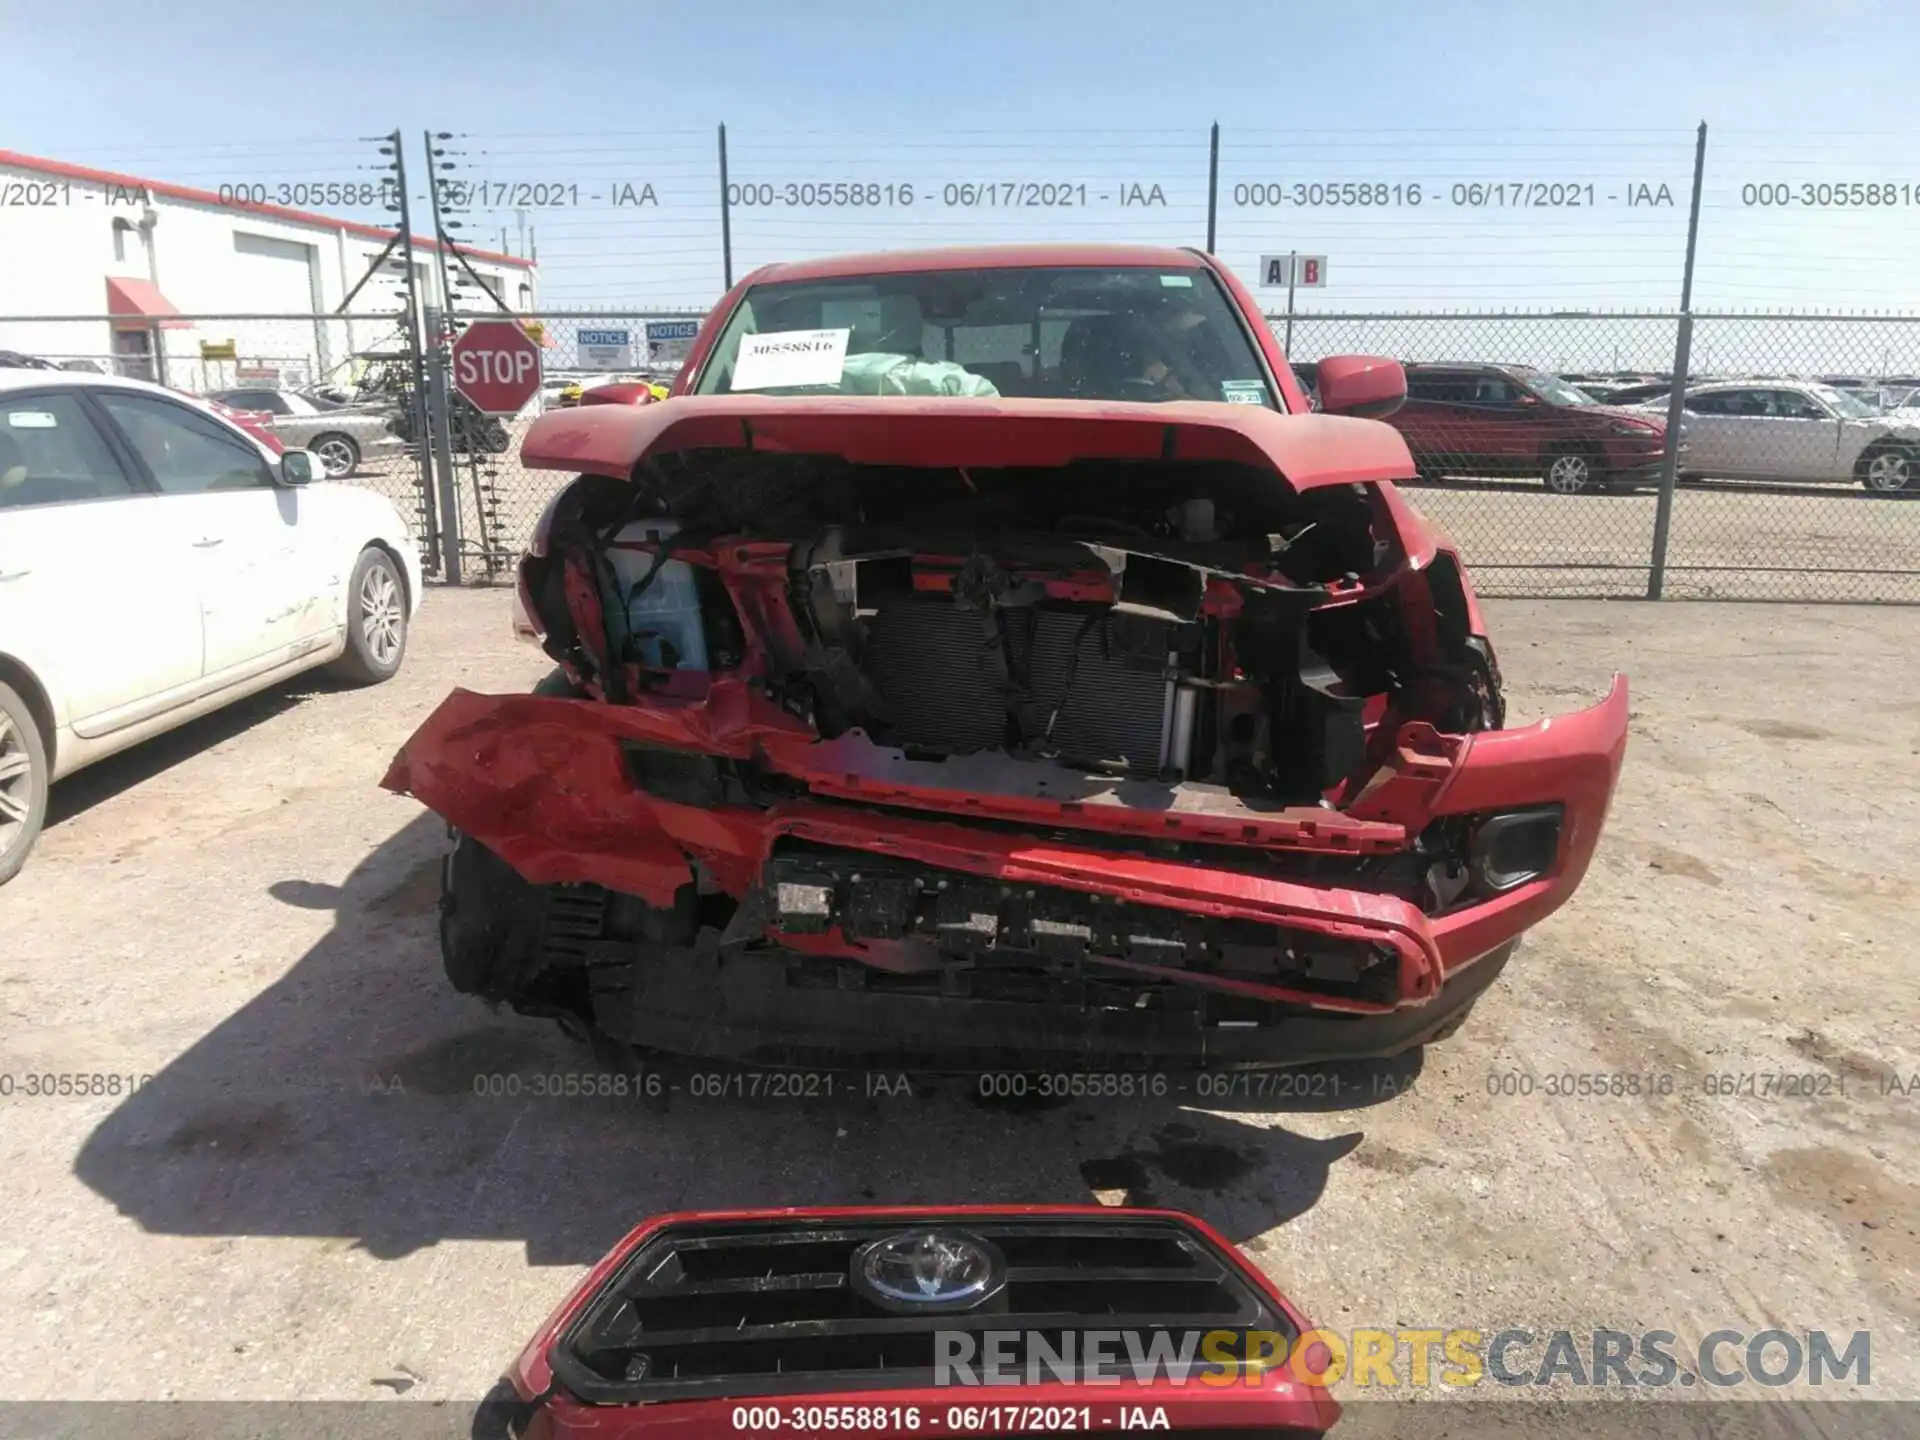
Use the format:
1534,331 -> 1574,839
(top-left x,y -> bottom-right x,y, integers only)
6,0 -> 1919,321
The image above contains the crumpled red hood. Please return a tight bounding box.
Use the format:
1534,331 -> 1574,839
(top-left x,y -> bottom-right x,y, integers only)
518,393 -> 1416,493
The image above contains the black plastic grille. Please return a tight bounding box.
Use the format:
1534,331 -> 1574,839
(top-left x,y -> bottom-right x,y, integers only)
552,1214 -> 1292,1404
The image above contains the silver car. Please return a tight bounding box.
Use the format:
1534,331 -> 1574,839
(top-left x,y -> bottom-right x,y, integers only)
205,387 -> 402,479
1637,381 -> 1920,493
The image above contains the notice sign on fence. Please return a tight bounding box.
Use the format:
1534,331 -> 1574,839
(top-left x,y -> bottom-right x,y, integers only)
579,328 -> 635,370
646,319 -> 701,364
1259,254 -> 1328,288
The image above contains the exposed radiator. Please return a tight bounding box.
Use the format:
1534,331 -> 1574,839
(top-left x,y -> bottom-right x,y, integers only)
863,598 -> 1010,753
1020,607 -> 1170,772
861,598 -> 1170,771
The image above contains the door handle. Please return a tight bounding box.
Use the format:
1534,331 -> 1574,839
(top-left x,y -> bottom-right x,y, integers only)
192,536 -> 225,548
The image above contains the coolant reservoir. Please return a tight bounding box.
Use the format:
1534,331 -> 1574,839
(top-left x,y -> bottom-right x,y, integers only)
610,519 -> 709,670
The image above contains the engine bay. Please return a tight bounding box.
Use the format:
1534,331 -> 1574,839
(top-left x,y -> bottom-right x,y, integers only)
524,453 -> 1503,813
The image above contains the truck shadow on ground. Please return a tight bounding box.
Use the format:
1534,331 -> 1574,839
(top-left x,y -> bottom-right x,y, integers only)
75,811 -> 1416,1267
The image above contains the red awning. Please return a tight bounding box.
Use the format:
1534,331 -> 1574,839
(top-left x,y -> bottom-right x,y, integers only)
105,276 -> 191,329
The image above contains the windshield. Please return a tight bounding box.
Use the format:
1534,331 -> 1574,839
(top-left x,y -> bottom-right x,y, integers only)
1521,371 -> 1600,406
692,265 -> 1278,407
1807,384 -> 1877,419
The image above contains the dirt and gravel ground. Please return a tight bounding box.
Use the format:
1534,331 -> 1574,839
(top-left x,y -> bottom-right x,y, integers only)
0,587 -> 1914,1414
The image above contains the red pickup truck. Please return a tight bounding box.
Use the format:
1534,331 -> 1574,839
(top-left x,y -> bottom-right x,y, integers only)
384,243 -> 1628,1074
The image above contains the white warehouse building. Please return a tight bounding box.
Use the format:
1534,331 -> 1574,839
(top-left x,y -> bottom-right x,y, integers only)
0,149 -> 538,392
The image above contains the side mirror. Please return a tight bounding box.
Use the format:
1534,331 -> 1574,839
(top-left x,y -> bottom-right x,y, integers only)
579,381 -> 661,408
1314,355 -> 1407,419
277,449 -> 318,486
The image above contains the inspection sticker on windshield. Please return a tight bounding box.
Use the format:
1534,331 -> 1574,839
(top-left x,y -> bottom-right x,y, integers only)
6,411 -> 58,429
1220,380 -> 1268,406
1160,273 -> 1194,287
731,328 -> 851,391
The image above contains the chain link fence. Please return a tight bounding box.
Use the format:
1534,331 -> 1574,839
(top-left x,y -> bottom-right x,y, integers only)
424,311 -> 707,579
1663,314 -> 1920,600
0,311 -> 438,557
1282,310 -> 1920,602
3,306 -> 1915,602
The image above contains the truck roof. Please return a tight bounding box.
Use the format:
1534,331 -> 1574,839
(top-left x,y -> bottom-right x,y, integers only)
743,243 -> 1210,286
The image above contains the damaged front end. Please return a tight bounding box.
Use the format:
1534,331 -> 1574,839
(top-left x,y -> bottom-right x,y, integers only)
386,397 -> 1628,1070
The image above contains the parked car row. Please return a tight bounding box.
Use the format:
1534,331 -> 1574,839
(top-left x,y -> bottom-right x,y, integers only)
1297,359 -> 1916,494
538,370 -> 675,411
204,386 -> 406,478
1626,380 -> 1920,492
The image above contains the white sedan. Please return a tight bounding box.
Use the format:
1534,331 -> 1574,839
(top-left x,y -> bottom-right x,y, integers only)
0,370 -> 423,884
1641,381 -> 1920,492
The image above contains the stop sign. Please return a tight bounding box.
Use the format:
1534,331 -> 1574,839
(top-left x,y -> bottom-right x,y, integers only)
449,320 -> 543,415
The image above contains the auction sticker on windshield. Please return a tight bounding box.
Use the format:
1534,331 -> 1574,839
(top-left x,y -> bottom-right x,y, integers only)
1220,379 -> 1269,405
732,327 -> 851,390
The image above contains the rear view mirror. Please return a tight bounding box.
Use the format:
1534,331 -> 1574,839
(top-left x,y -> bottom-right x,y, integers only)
277,450 -> 317,486
1314,355 -> 1407,419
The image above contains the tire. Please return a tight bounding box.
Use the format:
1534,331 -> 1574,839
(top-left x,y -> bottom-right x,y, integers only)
482,420 -> 511,455
1427,1000 -> 1477,1045
0,681 -> 50,887
533,666 -> 581,698
1542,445 -> 1603,495
1857,442 -> 1918,494
329,547 -> 408,685
309,432 -> 361,479
440,829 -> 544,1001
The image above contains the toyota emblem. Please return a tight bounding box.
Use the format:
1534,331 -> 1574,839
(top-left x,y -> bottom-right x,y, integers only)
851,1230 -> 1006,1313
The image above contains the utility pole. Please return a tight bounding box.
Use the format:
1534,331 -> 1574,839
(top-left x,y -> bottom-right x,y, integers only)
1205,122 -> 1219,253
423,304 -> 464,584
375,129 -> 438,574
718,123 -> 734,289
1648,122 -> 1707,602
1283,250 -> 1299,356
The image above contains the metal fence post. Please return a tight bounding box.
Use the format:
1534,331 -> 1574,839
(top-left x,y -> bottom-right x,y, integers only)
1648,121 -> 1708,601
1205,122 -> 1219,253
423,304 -> 464,584
1283,250 -> 1298,356
718,123 -> 734,290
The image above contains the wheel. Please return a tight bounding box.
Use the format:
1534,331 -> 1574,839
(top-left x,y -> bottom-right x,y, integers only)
309,432 -> 361,479
0,681 -> 50,887
329,547 -> 408,685
1542,446 -> 1603,495
482,420 -> 511,454
1857,443 -> 1917,494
